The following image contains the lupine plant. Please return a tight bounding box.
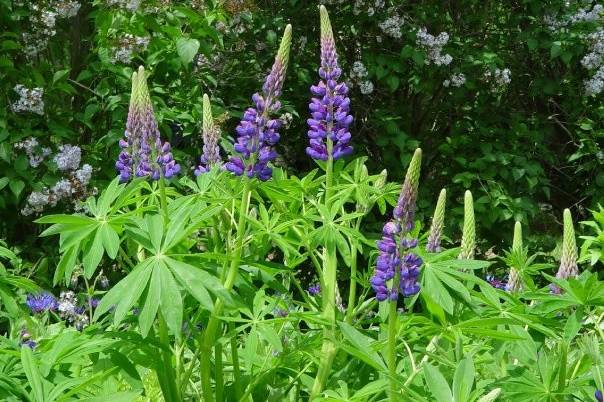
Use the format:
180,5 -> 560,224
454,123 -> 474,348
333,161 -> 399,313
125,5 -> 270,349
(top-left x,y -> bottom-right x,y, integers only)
0,5 -> 603,402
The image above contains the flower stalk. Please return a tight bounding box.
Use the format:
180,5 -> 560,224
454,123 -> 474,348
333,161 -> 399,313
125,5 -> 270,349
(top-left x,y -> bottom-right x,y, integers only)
458,190 -> 475,260
199,178 -> 252,402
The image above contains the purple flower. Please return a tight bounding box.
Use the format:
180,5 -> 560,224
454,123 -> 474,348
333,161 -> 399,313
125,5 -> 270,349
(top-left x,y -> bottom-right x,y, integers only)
306,6 -> 353,162
596,390 -> 603,402
225,25 -> 291,181
486,274 -> 507,290
371,221 -> 422,301
308,283 -> 321,296
21,340 -> 37,349
116,66 -> 180,182
88,297 -> 100,309
370,149 -> 423,302
26,292 -> 57,313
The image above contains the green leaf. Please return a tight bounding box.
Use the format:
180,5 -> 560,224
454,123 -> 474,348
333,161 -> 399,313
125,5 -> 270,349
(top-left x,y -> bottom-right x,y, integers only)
422,268 -> 454,314
176,37 -> 200,64
431,259 -> 491,271
139,263 -> 161,337
0,177 -> 9,191
159,261 -> 182,336
453,356 -> 475,402
338,322 -> 386,371
83,228 -> 104,278
94,259 -> 152,324
55,245 -> 78,286
9,179 -> 24,198
424,363 -> 452,402
21,346 -> 45,402
165,257 -> 230,308
257,325 -> 282,352
52,69 -> 70,84
550,41 -> 562,58
78,392 -> 141,402
100,224 -> 120,259
145,215 -> 164,253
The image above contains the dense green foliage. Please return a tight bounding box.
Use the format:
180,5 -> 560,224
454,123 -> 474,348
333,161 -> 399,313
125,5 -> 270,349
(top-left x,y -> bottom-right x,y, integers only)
0,0 -> 602,401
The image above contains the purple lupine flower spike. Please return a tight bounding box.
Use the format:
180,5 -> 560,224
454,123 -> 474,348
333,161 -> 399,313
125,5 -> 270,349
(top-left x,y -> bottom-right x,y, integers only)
306,6 -> 353,162
595,390 -> 603,402
116,66 -> 180,182
225,25 -> 292,181
371,149 -> 423,302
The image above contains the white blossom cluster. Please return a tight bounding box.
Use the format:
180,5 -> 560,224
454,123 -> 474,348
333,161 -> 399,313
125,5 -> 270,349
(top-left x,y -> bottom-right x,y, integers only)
484,68 -> 512,89
106,0 -> 141,12
21,1 -> 81,59
11,85 -> 45,115
378,13 -> 404,39
416,27 -> 453,66
581,28 -> 604,95
443,72 -> 466,88
279,112 -> 293,129
57,291 -> 89,330
545,2 -> 602,31
21,143 -> 94,216
54,0 -> 81,17
585,67 -> 604,95
352,0 -> 385,17
14,138 -> 52,168
54,144 -> 82,171
349,61 -> 375,95
110,34 -> 150,64
569,3 -> 603,24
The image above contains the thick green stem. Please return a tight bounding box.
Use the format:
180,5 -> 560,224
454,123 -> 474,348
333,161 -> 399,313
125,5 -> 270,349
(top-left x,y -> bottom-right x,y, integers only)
388,301 -> 399,402
310,154 -> 338,398
200,179 -> 252,402
158,175 -> 170,226
158,312 -> 181,401
215,342 -> 223,402
345,218 -> 362,324
230,322 -> 243,400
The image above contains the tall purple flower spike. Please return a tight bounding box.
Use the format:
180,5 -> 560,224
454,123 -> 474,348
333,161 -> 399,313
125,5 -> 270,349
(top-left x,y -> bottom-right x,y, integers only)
371,149 -> 423,302
116,66 -> 180,182
225,25 -> 292,181
306,6 -> 353,162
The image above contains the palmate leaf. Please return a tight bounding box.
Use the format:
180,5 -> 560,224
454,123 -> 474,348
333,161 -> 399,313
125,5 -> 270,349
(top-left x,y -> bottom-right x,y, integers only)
36,179 -> 139,283
94,259 -> 153,324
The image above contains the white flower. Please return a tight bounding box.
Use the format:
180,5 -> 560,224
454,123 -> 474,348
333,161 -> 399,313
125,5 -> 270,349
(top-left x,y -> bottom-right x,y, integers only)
52,179 -> 73,200
416,27 -> 453,65
54,144 -> 81,171
11,85 -> 44,115
359,80 -> 374,94
75,164 -> 93,185
378,14 -> 404,39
